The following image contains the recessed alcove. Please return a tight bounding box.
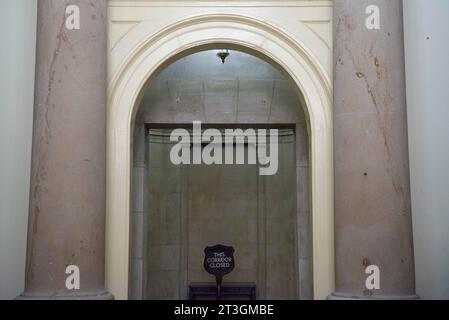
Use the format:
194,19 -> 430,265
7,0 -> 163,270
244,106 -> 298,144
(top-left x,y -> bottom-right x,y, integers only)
130,50 -> 312,300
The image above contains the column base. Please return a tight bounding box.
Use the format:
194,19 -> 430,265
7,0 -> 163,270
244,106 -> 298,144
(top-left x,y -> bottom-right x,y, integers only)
328,292 -> 419,300
16,290 -> 114,300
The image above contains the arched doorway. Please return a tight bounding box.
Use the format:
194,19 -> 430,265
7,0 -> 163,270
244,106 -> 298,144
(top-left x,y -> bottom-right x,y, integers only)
106,14 -> 333,300
130,49 -> 311,300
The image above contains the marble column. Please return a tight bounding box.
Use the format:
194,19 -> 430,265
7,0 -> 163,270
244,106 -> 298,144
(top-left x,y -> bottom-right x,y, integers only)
19,0 -> 112,299
331,0 -> 417,299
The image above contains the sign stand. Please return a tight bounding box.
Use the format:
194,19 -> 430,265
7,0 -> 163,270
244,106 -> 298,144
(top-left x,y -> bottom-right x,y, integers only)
204,245 -> 235,300
216,275 -> 223,300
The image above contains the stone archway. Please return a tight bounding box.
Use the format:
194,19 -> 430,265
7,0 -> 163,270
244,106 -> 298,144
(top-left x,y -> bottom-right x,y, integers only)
106,14 -> 334,300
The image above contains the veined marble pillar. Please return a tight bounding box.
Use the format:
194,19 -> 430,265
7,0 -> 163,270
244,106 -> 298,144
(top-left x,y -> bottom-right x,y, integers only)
19,0 -> 112,299
331,0 -> 417,299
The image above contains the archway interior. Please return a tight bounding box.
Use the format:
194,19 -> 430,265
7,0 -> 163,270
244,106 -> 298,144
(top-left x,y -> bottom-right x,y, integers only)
130,49 -> 312,300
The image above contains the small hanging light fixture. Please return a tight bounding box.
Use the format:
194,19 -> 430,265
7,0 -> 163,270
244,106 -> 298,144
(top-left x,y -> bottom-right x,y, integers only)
217,49 -> 230,64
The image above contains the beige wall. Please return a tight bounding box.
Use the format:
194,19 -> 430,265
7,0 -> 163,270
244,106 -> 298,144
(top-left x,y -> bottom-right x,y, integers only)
0,0 -> 37,300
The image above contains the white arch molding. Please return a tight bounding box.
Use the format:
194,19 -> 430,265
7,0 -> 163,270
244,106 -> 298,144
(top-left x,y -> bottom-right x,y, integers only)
106,13 -> 334,300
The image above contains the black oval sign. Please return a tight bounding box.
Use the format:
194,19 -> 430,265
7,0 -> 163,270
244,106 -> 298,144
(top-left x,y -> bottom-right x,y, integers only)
203,245 -> 235,277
